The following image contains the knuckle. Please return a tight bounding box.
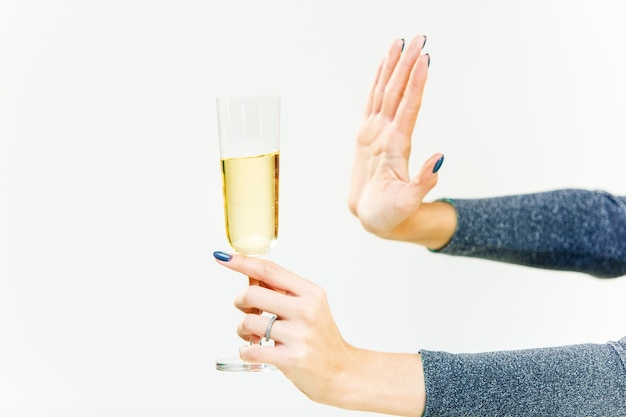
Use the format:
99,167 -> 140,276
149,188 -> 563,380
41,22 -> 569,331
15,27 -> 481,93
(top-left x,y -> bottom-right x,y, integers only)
282,346 -> 306,370
291,350 -> 307,367
310,285 -> 328,304
239,290 -> 255,307
243,345 -> 262,363
233,289 -> 247,309
241,314 -> 257,332
261,259 -> 280,277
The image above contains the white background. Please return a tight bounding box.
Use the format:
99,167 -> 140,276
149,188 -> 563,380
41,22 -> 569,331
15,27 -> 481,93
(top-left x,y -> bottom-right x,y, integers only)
1,1 -> 625,416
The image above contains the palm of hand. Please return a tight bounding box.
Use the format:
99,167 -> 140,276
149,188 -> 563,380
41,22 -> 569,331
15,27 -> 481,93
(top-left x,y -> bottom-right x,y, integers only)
350,117 -> 418,236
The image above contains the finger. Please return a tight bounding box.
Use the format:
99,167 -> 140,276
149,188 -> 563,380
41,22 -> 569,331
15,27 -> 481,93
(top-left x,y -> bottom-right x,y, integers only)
391,153 -> 442,218
214,253 -> 313,296
247,276 -> 272,315
414,153 -> 444,182
380,35 -> 426,120
233,284 -> 293,319
363,57 -> 383,117
371,38 -> 404,115
239,342 -> 286,369
237,313 -> 282,344
405,153 -> 444,201
394,53 -> 430,136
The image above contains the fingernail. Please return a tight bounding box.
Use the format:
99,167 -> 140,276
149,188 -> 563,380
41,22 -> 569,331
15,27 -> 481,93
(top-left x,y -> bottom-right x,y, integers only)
426,53 -> 431,68
213,251 -> 232,262
401,38 -> 405,52
422,35 -> 428,48
432,155 -> 444,173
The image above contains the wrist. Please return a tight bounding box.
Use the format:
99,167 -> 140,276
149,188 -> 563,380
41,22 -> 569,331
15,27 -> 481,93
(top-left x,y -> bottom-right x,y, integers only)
331,348 -> 426,416
388,201 -> 457,250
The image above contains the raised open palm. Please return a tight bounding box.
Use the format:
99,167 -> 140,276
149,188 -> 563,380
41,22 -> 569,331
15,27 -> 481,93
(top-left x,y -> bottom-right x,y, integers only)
348,35 -> 443,239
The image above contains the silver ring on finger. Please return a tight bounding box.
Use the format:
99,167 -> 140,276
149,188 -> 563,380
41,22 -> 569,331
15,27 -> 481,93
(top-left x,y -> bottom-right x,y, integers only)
264,314 -> 278,342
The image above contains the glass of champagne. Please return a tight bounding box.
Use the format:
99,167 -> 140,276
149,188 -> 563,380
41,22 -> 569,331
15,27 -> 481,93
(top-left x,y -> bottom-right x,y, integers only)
215,95 -> 280,372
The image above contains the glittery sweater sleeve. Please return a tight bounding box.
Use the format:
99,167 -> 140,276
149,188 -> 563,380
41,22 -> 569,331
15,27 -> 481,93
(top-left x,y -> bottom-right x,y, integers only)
435,189 -> 626,278
420,337 -> 626,417
419,189 -> 626,416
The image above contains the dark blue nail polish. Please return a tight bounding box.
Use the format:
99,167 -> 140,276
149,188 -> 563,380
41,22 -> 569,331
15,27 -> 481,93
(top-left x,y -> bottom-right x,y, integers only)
432,155 -> 444,173
401,38 -> 405,52
426,53 -> 431,68
213,251 -> 232,262
422,35 -> 428,48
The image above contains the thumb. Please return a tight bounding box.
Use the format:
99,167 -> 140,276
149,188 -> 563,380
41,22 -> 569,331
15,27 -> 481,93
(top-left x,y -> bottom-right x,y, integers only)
410,153 -> 444,198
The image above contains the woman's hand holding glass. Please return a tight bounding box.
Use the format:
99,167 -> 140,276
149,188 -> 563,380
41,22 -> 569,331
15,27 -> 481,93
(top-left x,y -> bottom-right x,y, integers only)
213,252 -> 426,417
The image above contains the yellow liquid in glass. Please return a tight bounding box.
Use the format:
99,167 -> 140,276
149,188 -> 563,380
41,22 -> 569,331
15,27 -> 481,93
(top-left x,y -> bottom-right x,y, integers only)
221,152 -> 279,256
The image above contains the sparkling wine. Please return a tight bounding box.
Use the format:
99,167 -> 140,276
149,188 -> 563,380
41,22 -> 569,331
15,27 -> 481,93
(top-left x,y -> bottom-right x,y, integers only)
221,152 -> 279,256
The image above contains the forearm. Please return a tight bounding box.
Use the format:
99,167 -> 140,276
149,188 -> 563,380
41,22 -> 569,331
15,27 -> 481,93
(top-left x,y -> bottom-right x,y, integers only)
420,338 -> 626,416
331,347 -> 426,416
436,189 -> 626,277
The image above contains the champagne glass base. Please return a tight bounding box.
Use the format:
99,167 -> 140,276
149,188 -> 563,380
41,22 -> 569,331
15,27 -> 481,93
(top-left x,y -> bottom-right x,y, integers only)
216,356 -> 277,372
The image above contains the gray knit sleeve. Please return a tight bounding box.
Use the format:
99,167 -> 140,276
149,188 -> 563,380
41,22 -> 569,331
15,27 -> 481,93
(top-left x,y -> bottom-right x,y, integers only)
420,337 -> 626,417
435,189 -> 626,278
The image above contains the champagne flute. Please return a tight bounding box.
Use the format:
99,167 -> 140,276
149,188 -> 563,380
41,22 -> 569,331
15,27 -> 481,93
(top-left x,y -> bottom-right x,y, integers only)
215,95 -> 280,372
